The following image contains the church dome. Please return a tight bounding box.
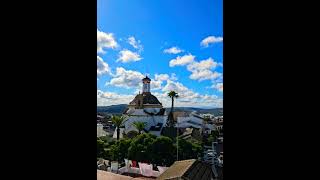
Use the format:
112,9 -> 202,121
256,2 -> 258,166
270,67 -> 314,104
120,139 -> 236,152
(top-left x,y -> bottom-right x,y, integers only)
129,93 -> 162,105
142,93 -> 161,104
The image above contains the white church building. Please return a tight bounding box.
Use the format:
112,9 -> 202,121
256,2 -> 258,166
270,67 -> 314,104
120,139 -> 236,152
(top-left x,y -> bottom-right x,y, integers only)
113,76 -> 168,138
112,76 -> 216,139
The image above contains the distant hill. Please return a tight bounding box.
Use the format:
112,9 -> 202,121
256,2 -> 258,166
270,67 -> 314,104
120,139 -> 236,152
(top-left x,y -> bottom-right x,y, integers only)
97,104 -> 128,114
97,104 -> 223,116
166,107 -> 223,116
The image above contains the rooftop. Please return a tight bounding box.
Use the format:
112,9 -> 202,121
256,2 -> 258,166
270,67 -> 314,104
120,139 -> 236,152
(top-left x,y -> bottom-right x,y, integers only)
156,159 -> 215,180
142,76 -> 151,81
97,170 -> 155,180
129,93 -> 162,106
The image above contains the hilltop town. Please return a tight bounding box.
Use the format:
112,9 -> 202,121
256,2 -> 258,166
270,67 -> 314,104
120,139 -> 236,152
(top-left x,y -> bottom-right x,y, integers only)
97,76 -> 223,179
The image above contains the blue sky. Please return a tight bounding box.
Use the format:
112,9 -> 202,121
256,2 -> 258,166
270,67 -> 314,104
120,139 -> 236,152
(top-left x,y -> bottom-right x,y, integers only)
97,0 -> 223,108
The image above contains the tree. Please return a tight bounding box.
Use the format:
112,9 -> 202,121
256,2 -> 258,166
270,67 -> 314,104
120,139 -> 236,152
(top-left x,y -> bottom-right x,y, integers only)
109,139 -> 132,161
111,115 -> 126,166
177,138 -> 203,160
126,130 -> 139,138
97,139 -> 106,158
132,121 -> 147,134
168,91 -> 179,113
166,91 -> 179,127
128,134 -> 156,163
99,136 -> 115,144
111,115 -> 126,141
205,130 -> 219,146
151,136 -> 175,166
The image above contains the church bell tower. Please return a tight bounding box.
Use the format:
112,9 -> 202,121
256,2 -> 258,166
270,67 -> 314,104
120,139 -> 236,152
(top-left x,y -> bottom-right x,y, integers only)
142,76 -> 151,93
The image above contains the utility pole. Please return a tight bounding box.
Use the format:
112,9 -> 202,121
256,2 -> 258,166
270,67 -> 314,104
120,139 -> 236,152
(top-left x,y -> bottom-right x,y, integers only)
176,121 -> 179,161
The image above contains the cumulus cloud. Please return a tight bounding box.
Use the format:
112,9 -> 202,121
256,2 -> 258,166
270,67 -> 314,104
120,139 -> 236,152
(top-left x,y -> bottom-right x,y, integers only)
117,49 -> 142,63
128,36 -> 143,52
187,57 -> 218,72
163,46 -> 184,54
97,56 -> 111,76
159,80 -> 222,107
101,77 -> 223,108
170,73 -> 178,81
162,80 -> 189,94
200,36 -> 223,48
155,74 -> 170,81
106,67 -> 145,89
97,90 -> 135,106
151,80 -> 162,90
212,83 -> 223,92
189,70 -> 218,81
169,55 -> 221,82
186,57 -> 221,81
169,54 -> 195,67
97,29 -> 118,53
149,73 -> 171,90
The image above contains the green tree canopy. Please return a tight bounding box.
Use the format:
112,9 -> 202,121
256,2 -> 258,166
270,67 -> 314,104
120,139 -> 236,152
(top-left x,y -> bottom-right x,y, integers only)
128,134 -> 156,163
97,139 -> 106,158
111,115 -> 126,140
132,121 -> 147,134
177,138 -> 203,160
151,136 -> 175,166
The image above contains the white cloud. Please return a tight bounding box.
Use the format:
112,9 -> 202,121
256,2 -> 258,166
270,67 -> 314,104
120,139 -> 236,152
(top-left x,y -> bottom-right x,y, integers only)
163,46 -> 184,54
169,54 -> 195,67
97,29 -> 118,53
186,57 -> 221,81
101,77 -> 223,108
200,36 -> 223,48
151,80 -> 162,90
107,70 -> 174,92
159,80 -> 222,107
128,36 -> 143,52
212,71 -> 222,79
168,53 -> 222,82
97,90 -> 135,106
170,73 -> 178,81
97,56 -> 111,76
106,67 -> 144,89
162,80 -> 189,94
117,49 -> 142,63
155,74 -> 170,81
212,83 -> 223,92
187,57 -> 218,72
151,74 -> 170,90
189,70 -> 217,81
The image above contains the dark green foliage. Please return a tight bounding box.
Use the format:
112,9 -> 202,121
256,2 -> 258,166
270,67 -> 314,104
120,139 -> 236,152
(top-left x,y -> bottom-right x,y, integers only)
132,121 -> 147,134
205,130 -> 219,146
128,134 -> 156,162
97,139 -> 106,158
178,138 -> 203,160
150,136 -> 175,166
97,133 -> 203,166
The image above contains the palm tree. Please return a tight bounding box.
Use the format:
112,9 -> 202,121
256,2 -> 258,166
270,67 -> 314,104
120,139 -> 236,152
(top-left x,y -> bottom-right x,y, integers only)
166,91 -> 179,127
132,121 -> 147,134
111,115 -> 125,172
167,91 -> 179,160
111,115 -> 125,141
168,91 -> 179,113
